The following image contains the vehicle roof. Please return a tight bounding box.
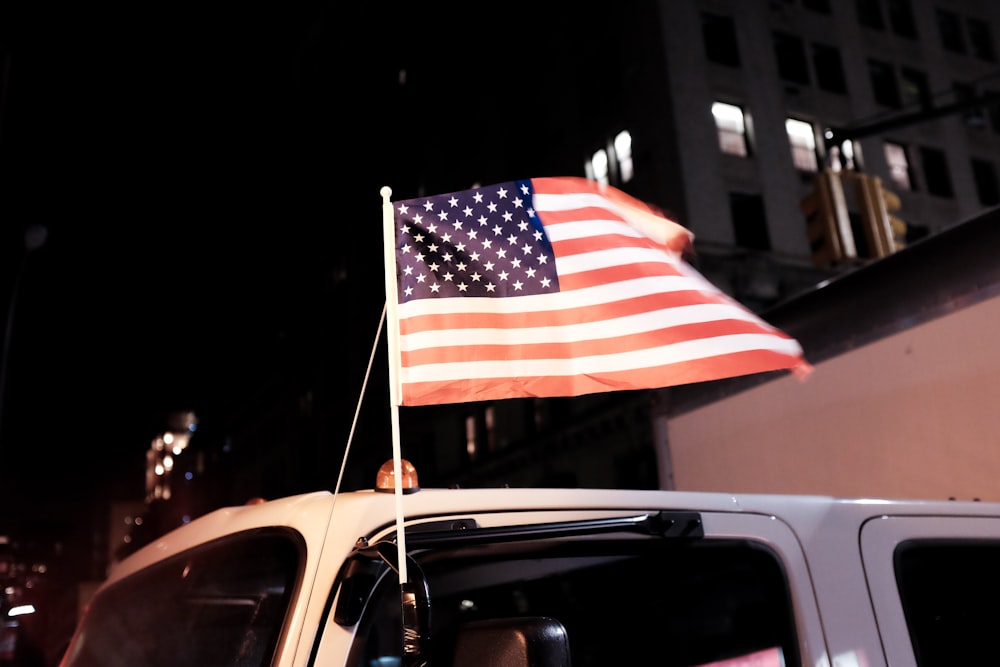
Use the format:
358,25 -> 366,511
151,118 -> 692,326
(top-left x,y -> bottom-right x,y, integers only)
104,485 -> 1000,586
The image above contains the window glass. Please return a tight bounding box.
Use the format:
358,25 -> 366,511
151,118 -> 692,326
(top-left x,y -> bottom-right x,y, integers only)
773,31 -> 810,85
887,0 -> 918,38
61,530 -> 302,667
702,13 -> 741,67
712,102 -> 750,157
812,43 -> 848,94
971,158 -> 1000,206
786,118 -> 819,172
856,0 -> 885,30
896,539 -> 1000,665
869,59 -> 902,107
936,8 -> 966,53
899,67 -> 931,108
967,18 -> 996,62
884,142 -> 913,191
730,192 -> 772,252
354,536 -> 798,667
919,146 -> 954,197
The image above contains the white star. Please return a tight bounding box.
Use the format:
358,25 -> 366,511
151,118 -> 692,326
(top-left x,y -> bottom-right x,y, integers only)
430,283 -> 441,293
470,272 -> 482,282
397,203 -> 410,215
486,283 -> 497,292
448,196 -> 459,207
540,277 -> 551,288
473,191 -> 484,203
422,200 -> 434,211
497,186 -> 508,199
512,280 -> 524,290
458,282 -> 469,292
513,196 -> 524,208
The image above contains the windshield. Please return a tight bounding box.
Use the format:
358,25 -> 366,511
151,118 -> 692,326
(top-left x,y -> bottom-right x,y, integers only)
61,529 -> 303,667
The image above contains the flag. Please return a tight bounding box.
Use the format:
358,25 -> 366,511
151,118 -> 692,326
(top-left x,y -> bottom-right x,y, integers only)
387,177 -> 810,406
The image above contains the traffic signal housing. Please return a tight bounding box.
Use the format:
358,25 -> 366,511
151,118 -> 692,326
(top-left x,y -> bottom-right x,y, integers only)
857,174 -> 906,258
800,168 -> 854,267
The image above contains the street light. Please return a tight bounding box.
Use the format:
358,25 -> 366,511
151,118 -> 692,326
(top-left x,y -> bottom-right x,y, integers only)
0,224 -> 48,458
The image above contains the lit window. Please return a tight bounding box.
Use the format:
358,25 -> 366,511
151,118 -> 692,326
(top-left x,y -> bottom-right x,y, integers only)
614,130 -> 634,183
884,142 -> 912,190
712,102 -> 748,157
786,118 -> 818,171
588,148 -> 610,185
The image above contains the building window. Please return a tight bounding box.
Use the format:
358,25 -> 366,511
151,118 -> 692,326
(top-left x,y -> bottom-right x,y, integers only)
900,67 -> 931,109
971,158 -> 1000,206
587,148 -> 610,185
887,0 -> 918,38
702,13 -> 741,67
614,130 -> 634,184
936,8 -> 966,54
869,59 -> 902,108
585,130 -> 634,186
967,18 -> 996,62
920,146 -> 954,198
712,102 -> 749,157
812,43 -> 848,94
773,32 -> 810,85
856,0 -> 885,30
786,118 -> 819,172
954,82 -> 987,128
884,141 -> 914,191
729,192 -> 771,251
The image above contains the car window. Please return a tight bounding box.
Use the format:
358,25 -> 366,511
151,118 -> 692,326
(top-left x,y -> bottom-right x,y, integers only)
61,529 -> 303,667
352,535 -> 798,667
895,538 -> 1000,665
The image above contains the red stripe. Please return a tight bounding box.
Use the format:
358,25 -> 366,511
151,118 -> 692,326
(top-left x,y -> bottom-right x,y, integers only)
549,233 -> 660,258
400,319 -> 776,367
398,291 -> 737,335
401,349 -> 803,406
556,261 -> 690,291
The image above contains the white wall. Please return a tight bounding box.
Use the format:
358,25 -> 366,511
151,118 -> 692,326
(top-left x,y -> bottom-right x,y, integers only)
665,292 -> 1000,501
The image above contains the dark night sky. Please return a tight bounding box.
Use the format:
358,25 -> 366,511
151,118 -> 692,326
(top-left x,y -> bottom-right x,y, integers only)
0,3 -> 617,531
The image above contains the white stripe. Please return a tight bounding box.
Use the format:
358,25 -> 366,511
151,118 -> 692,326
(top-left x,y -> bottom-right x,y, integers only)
398,275 -> 705,318
542,217 -> 641,242
533,190 -> 621,215
401,334 -> 804,383
555,246 -> 676,276
399,302 -> 765,352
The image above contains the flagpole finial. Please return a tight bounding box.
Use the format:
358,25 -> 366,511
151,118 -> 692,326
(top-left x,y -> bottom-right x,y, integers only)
381,186 -> 392,200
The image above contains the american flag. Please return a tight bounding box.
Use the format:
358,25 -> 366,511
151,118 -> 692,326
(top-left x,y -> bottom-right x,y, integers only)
388,177 -> 810,406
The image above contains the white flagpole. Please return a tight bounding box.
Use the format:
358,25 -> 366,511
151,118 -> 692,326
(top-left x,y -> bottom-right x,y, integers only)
380,186 -> 408,584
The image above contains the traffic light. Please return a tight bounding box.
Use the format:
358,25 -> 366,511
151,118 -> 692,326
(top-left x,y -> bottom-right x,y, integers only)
857,174 -> 906,257
800,168 -> 854,267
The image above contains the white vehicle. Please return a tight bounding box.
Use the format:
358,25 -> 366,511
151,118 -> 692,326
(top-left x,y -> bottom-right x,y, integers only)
59,464 -> 1000,667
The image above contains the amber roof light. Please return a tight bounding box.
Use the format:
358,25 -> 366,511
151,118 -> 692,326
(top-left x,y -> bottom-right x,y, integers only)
375,458 -> 420,493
